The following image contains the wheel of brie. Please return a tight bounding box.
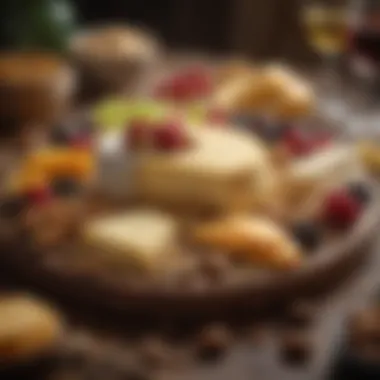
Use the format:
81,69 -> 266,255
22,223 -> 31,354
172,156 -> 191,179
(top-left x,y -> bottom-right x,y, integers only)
0,72 -> 378,319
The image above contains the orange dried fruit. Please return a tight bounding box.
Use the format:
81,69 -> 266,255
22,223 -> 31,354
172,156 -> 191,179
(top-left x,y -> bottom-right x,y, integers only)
25,148 -> 94,181
8,169 -> 46,195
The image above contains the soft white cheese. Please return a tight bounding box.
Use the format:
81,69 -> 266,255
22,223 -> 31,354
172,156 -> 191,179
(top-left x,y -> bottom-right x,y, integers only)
83,210 -> 178,271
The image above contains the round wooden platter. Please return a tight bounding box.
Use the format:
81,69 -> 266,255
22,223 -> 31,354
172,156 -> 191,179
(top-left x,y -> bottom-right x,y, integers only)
0,192 -> 379,320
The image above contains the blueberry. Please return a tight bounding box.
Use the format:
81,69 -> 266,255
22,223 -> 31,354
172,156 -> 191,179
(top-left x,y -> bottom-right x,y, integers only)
259,122 -> 288,143
292,222 -> 321,251
0,196 -> 27,218
347,182 -> 372,205
50,126 -> 73,145
51,178 -> 82,197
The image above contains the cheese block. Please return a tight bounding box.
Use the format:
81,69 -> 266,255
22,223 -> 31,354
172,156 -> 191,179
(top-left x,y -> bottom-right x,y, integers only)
133,126 -> 276,212
284,144 -> 366,214
192,215 -> 302,270
83,210 -> 178,271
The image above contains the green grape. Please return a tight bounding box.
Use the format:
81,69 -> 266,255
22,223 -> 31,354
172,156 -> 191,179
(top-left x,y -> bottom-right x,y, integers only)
93,99 -> 172,130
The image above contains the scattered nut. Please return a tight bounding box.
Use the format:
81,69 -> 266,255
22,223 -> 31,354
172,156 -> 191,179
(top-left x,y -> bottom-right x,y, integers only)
348,308 -> 380,348
196,324 -> 232,360
24,198 -> 85,247
248,324 -> 270,346
285,300 -> 317,328
280,330 -> 313,366
200,254 -> 229,282
124,365 -> 151,380
139,337 -> 170,369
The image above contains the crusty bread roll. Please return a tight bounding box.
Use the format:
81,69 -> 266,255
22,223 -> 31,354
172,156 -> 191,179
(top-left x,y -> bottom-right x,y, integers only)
0,295 -> 63,364
213,63 -> 315,119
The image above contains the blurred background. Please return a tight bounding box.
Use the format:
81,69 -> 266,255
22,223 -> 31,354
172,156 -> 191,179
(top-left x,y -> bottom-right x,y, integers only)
0,0 -> 309,59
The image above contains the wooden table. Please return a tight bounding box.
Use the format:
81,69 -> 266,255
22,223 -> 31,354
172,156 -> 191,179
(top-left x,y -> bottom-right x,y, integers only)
2,64 -> 380,380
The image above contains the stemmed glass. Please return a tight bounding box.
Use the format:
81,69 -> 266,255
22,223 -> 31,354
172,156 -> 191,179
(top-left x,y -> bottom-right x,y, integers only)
301,1 -> 350,128
347,0 -> 380,139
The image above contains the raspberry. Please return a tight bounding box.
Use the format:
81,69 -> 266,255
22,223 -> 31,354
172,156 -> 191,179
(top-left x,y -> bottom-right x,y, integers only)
153,121 -> 190,151
284,128 -> 331,157
25,186 -> 53,206
321,189 -> 362,229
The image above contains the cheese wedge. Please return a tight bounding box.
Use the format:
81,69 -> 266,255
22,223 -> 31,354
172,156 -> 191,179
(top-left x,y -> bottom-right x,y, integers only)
83,210 -> 178,271
192,216 -> 302,270
283,144 -> 366,217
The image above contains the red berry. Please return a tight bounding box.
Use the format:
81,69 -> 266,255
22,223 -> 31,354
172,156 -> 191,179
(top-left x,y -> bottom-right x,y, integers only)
314,133 -> 332,149
156,67 -> 213,102
283,128 -> 331,157
321,189 -> 362,229
70,135 -> 93,150
283,129 -> 311,156
185,69 -> 212,97
152,121 -> 189,151
171,78 -> 191,101
25,186 -> 53,206
127,119 -> 151,149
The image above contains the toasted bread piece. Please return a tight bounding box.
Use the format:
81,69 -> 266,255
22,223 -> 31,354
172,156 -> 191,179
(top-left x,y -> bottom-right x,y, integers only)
0,295 -> 62,364
213,64 -> 315,118
192,216 -> 302,270
262,65 -> 315,119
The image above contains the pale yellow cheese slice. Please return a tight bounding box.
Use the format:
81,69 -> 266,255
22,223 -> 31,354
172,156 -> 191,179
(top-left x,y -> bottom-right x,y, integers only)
83,210 -> 178,271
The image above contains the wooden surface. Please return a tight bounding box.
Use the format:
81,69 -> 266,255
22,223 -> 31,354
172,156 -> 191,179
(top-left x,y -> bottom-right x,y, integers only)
75,0 -> 313,61
1,62 -> 380,379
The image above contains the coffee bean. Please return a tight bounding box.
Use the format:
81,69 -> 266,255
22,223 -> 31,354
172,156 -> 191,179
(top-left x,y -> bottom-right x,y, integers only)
125,365 -> 151,380
348,308 -> 380,348
280,330 -> 313,366
50,126 -> 73,146
200,254 -> 229,283
248,325 -> 270,346
291,222 -> 321,251
0,196 -> 27,218
139,337 -> 169,369
196,324 -> 231,361
51,178 -> 82,198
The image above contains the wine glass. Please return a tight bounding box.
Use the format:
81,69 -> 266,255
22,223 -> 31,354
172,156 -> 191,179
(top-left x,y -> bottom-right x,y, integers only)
302,1 -> 350,126
348,0 -> 380,138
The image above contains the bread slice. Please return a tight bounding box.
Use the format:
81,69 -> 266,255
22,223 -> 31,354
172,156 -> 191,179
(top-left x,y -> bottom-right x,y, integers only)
283,144 -> 366,219
83,210 -> 178,271
213,64 -> 315,118
0,295 -> 62,364
192,215 -> 302,270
